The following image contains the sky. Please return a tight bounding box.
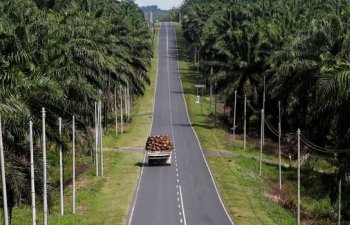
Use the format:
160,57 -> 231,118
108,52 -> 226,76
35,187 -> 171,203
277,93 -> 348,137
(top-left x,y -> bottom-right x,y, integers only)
134,0 -> 182,10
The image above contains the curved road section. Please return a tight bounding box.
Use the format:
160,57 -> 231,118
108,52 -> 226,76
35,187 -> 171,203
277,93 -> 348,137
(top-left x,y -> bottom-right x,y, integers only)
129,22 -> 234,225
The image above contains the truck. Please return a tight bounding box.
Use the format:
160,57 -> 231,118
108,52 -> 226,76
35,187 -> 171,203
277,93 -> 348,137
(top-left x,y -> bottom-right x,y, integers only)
145,135 -> 173,166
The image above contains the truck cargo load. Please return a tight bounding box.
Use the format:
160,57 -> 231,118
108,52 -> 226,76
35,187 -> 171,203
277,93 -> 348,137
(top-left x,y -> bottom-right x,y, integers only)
145,134 -> 173,165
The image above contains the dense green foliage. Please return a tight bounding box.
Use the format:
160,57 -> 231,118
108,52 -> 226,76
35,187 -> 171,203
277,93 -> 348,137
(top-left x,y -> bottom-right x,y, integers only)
181,0 -> 350,167
0,0 -> 151,222
180,0 -> 350,220
140,5 -> 169,21
159,7 -> 180,22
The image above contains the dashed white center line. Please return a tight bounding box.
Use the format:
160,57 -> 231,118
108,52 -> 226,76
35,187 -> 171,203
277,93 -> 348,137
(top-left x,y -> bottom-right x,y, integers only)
165,22 -> 187,225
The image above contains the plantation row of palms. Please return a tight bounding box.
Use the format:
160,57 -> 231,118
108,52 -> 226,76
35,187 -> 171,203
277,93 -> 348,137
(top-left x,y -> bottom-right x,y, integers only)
177,0 -> 349,219
180,0 -> 350,176
0,0 -> 152,222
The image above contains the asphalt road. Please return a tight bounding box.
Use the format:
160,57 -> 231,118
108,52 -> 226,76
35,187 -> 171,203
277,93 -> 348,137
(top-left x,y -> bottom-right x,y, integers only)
128,22 -> 234,225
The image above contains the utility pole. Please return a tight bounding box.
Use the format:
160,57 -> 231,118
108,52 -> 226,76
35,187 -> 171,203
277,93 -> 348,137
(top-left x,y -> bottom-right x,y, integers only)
149,12 -> 153,28
127,84 -> 130,120
210,67 -> 213,113
120,87 -> 124,134
124,87 -> 127,120
260,109 -> 264,176
59,118 -> 64,215
42,108 -> 48,225
0,118 -> 9,225
233,91 -> 237,148
194,48 -> 197,65
72,116 -> 76,214
95,102 -> 99,177
197,49 -> 200,72
29,121 -> 36,225
244,95 -> 247,150
263,76 -> 266,145
116,88 -> 119,134
278,101 -> 282,190
128,84 -> 131,118
297,129 -> 301,225
214,82 -> 217,127
99,101 -> 104,176
338,178 -> 342,225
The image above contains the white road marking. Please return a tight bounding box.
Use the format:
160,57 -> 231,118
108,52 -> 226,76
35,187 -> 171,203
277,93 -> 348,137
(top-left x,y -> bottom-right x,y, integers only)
127,22 -> 162,225
166,22 -> 188,225
179,185 -> 187,225
171,23 -> 235,225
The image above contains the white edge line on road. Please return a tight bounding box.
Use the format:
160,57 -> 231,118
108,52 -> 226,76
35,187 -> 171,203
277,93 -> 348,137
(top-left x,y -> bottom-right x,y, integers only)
127,22 -> 161,225
171,23 -> 235,225
179,185 -> 187,225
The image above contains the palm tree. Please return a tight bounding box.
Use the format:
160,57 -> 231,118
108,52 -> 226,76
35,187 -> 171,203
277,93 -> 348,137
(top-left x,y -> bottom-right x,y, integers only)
0,0 -> 152,222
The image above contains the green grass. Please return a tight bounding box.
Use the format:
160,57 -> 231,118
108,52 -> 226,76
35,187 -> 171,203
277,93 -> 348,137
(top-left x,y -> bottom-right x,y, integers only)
173,22 -> 348,225
103,25 -> 159,148
209,156 -> 296,225
79,151 -> 142,225
7,151 -> 142,225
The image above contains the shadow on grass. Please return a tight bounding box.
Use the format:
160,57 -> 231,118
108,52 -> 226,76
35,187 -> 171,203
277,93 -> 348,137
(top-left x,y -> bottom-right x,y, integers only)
173,123 -> 213,130
134,162 -> 146,167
